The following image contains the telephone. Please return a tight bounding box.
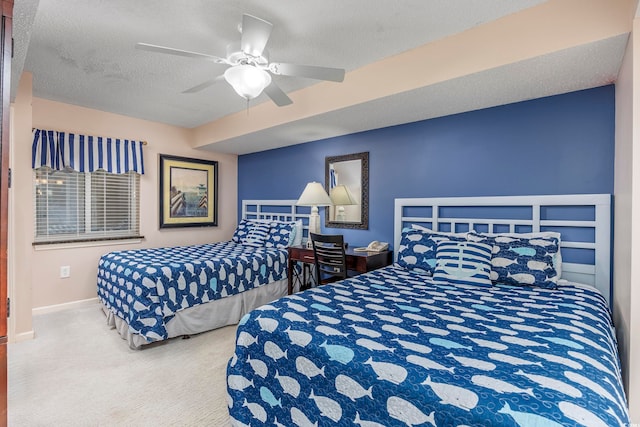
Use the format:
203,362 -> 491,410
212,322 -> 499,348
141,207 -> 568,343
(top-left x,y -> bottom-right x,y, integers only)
354,241 -> 389,252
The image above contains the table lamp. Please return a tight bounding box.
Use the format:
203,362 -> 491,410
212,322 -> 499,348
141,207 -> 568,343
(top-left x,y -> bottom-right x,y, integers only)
296,182 -> 333,245
329,184 -> 358,221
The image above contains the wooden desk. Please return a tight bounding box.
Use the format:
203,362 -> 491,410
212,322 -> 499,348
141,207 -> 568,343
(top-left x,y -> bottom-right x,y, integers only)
287,245 -> 392,294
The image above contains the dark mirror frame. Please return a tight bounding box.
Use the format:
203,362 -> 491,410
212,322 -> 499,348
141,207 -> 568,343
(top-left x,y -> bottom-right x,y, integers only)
325,151 -> 369,230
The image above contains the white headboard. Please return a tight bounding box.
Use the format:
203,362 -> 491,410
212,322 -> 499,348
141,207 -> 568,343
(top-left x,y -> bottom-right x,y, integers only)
242,199 -> 310,238
394,194 -> 612,304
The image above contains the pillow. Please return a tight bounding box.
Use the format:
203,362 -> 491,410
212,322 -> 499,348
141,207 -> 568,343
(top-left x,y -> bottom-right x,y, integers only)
234,218 -> 302,246
292,220 -> 303,247
265,221 -> 296,249
261,219 -> 302,247
240,221 -> 271,247
467,231 -> 560,289
232,219 -> 253,243
433,240 -> 493,287
411,224 -> 469,238
395,227 -> 466,275
473,231 -> 562,277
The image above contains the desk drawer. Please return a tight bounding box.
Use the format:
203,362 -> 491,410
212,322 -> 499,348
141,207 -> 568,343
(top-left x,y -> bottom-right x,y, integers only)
289,247 -> 315,263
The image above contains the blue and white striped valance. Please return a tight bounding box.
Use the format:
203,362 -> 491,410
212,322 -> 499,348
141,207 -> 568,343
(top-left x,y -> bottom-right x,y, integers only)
32,128 -> 145,174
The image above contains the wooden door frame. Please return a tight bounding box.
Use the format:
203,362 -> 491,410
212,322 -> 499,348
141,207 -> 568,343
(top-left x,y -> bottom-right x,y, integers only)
0,1 -> 13,425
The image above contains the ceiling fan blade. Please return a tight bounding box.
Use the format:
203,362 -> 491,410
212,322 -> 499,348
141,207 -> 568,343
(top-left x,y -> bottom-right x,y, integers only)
136,42 -> 227,64
240,14 -> 273,57
263,81 -> 293,107
269,63 -> 345,82
182,75 -> 225,94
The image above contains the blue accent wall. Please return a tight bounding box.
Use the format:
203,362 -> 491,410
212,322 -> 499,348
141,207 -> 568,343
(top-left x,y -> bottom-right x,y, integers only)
238,85 -> 615,248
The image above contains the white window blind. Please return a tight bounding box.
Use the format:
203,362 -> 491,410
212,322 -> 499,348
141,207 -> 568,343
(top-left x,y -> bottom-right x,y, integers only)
34,169 -> 141,244
31,129 -> 145,245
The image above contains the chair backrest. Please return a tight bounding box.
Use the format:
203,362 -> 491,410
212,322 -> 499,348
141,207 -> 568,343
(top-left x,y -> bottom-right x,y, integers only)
310,233 -> 347,285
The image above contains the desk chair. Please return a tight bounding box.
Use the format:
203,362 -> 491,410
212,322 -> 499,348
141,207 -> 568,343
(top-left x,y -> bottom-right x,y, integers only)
309,233 -> 348,285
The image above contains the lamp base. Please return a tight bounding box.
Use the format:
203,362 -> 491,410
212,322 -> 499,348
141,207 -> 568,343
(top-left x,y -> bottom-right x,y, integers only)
308,205 -> 321,234
307,205 -> 320,248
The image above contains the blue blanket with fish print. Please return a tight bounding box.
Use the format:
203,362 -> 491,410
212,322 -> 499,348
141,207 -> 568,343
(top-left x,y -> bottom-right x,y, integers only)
97,241 -> 288,344
226,265 -> 629,427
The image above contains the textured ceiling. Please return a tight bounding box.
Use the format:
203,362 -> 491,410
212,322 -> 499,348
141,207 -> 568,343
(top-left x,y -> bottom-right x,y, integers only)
11,0 -> 635,155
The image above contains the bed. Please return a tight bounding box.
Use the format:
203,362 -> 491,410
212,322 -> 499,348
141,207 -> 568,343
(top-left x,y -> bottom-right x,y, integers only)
97,199 -> 309,349
226,194 -> 630,426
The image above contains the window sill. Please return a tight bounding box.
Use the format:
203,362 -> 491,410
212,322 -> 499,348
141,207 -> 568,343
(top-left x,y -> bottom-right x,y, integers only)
33,236 -> 145,251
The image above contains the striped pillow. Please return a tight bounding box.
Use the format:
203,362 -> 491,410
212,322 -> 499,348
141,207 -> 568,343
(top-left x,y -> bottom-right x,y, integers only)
433,240 -> 493,288
240,222 -> 270,247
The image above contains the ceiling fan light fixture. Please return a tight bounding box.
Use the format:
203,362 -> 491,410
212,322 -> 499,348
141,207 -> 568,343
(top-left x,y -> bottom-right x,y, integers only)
138,14 -> 344,107
224,64 -> 272,100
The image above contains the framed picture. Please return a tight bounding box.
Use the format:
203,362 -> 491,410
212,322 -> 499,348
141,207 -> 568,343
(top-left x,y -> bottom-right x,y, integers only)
159,154 -> 218,228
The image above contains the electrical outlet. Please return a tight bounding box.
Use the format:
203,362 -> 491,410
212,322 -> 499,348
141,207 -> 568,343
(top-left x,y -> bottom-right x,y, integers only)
60,266 -> 70,278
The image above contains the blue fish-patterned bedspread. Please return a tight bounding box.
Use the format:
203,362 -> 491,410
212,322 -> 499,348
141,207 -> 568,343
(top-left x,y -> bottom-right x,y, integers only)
97,241 -> 288,344
226,266 -> 630,426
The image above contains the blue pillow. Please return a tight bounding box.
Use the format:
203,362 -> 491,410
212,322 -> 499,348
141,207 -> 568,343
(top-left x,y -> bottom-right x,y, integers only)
396,227 -> 465,275
433,240 -> 493,287
466,231 -> 562,276
232,219 -> 252,243
467,231 -> 559,289
240,222 -> 271,247
265,221 -> 296,249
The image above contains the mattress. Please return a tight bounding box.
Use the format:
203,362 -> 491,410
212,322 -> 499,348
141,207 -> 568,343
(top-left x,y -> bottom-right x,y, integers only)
226,265 -> 630,426
97,240 -> 288,345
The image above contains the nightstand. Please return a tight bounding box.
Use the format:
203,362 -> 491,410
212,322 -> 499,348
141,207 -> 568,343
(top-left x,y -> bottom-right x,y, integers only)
287,245 -> 392,294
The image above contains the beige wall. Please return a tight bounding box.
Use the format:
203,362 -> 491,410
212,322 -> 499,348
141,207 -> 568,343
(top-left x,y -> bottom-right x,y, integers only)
614,18 -> 640,422
10,72 -> 238,340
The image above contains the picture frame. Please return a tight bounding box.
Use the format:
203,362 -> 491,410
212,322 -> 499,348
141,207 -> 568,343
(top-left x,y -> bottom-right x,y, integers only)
159,154 -> 218,228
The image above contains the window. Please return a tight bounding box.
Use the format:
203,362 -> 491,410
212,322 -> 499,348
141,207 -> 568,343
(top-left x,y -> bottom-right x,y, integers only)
31,128 -> 146,244
34,169 -> 140,244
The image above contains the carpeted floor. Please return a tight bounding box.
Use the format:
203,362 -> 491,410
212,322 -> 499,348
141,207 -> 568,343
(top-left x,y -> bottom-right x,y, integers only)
8,303 -> 237,426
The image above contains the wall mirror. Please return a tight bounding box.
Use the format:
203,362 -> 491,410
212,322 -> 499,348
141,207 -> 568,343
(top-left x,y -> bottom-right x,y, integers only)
325,152 -> 369,230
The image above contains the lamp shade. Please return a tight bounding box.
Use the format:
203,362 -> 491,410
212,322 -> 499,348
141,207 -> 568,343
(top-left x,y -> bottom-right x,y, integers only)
330,185 -> 357,206
224,64 -> 272,100
296,182 -> 332,206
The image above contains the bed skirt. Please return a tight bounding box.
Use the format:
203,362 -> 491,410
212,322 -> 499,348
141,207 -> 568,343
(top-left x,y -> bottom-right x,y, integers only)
101,278 -> 288,349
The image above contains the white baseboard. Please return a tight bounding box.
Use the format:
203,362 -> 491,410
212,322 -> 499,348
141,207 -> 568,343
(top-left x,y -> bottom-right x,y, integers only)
11,298 -> 100,343
11,330 -> 35,343
32,297 -> 100,316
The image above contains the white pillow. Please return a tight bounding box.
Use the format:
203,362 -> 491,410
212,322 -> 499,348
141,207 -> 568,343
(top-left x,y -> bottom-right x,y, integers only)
476,231 -> 560,239
292,220 -> 303,246
411,224 -> 470,238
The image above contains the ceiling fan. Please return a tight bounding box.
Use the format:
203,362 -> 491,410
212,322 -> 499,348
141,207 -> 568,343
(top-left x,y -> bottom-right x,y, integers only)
135,14 -> 345,107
